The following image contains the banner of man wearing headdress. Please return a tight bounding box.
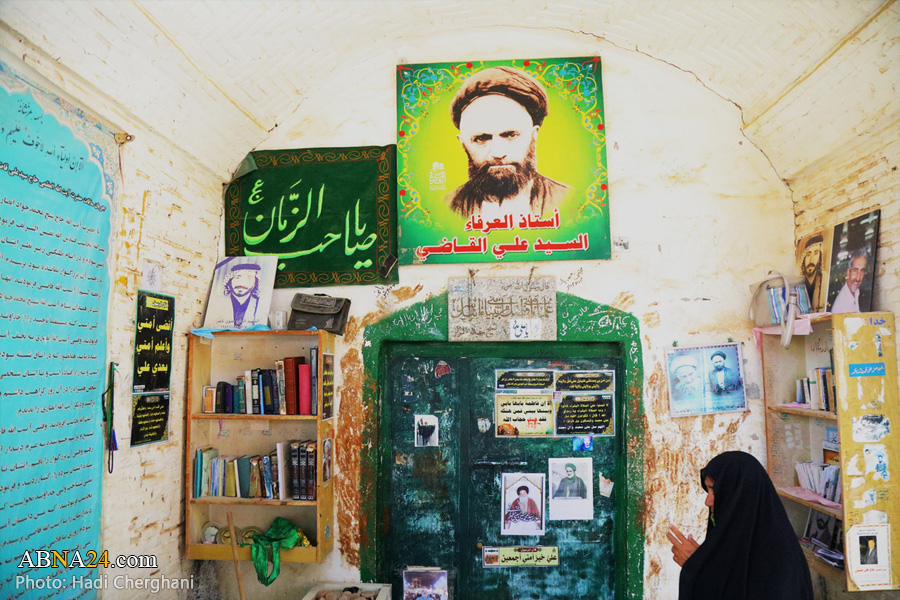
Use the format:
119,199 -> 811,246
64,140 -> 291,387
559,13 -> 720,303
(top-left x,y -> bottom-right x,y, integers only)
396,57 -> 610,265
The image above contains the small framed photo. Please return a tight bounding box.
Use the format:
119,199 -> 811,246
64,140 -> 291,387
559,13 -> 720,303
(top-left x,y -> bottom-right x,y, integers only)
667,343 -> 746,417
804,509 -> 837,549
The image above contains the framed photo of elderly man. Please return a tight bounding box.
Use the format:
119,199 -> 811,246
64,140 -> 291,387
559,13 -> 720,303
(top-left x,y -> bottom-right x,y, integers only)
666,343 -> 747,417
396,57 -> 610,265
825,209 -> 880,314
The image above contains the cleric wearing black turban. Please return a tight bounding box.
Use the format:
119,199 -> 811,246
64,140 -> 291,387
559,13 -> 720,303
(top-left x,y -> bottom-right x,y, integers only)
447,66 -> 570,219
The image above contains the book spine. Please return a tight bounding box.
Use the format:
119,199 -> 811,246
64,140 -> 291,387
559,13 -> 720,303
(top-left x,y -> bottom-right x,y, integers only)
249,456 -> 261,498
224,383 -> 234,414
235,376 -> 246,413
202,386 -> 216,413
275,360 -> 287,415
276,442 -> 290,501
215,381 -> 227,413
260,454 -> 273,499
268,451 -> 280,500
290,443 -> 301,501
309,348 -> 318,415
251,369 -> 261,414
244,370 -> 253,414
298,365 -> 312,415
284,357 -> 299,416
262,370 -> 275,415
306,443 -> 317,502
298,443 -> 308,501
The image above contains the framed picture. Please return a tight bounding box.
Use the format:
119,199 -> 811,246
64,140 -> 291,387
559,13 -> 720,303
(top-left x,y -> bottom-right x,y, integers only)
825,209 -> 880,314
796,229 -> 833,312
805,509 -> 837,549
202,256 -> 277,330
501,473 -> 545,536
402,569 -> 448,600
667,343 -> 746,417
396,57 -> 610,265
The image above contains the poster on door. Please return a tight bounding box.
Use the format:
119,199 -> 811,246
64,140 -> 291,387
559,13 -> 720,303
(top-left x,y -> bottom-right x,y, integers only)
501,473 -> 546,536
548,457 -> 594,521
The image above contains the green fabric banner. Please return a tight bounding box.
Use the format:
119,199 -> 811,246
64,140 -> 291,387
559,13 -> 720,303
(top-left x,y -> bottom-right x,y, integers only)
225,146 -> 398,287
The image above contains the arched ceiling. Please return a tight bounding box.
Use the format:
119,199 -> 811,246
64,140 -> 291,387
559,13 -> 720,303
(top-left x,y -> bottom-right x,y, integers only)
1,0 -> 896,184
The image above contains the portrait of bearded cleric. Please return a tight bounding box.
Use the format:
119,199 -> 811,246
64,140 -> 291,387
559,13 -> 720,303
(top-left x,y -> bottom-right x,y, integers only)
396,57 -> 611,264
447,66 -> 570,220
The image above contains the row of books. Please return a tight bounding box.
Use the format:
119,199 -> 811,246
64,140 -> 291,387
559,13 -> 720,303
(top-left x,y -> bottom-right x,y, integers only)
202,349 -> 318,416
193,440 -> 318,501
795,461 -> 841,503
794,366 -> 835,412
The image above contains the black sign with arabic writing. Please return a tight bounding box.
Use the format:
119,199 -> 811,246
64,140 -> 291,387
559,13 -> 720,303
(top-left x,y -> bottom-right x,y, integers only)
132,290 -> 175,393
554,393 -> 614,436
130,393 -> 170,446
224,146 -> 399,287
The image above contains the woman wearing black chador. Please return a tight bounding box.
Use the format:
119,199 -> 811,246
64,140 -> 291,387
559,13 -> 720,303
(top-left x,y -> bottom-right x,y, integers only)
668,451 -> 814,600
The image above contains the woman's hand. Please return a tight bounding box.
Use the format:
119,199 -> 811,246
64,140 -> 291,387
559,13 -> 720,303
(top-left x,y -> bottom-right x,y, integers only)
667,523 -> 700,566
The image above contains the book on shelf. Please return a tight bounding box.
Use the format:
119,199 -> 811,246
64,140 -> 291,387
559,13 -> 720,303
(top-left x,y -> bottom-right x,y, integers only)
795,461 -> 841,502
198,447 -> 218,497
291,441 -> 302,501
283,356 -> 305,415
298,364 -> 312,415
268,450 -> 280,499
236,455 -> 252,498
309,348 -> 319,416
249,455 -> 262,498
224,457 -> 237,497
243,370 -> 254,414
250,369 -> 261,414
202,386 -> 216,413
275,360 -> 288,415
306,440 -> 317,501
215,381 -> 228,413
260,454 -> 274,499
235,376 -> 246,413
276,442 -> 291,501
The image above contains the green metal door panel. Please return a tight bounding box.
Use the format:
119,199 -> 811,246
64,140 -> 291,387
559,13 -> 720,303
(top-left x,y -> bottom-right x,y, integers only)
387,356 -> 464,593
384,344 -> 622,599
462,356 -> 618,600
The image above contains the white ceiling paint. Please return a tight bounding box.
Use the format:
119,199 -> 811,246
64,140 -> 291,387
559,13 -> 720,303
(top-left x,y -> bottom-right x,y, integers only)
0,0 -> 895,183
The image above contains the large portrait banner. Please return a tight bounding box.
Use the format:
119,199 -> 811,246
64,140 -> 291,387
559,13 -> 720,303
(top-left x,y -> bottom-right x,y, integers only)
224,146 -> 399,287
397,56 -> 610,264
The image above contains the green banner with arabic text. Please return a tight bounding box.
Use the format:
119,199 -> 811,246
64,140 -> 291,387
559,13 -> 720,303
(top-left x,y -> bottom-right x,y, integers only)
225,146 -> 398,287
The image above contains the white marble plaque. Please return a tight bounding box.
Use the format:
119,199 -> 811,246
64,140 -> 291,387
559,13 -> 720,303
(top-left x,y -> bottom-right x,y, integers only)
448,277 -> 557,341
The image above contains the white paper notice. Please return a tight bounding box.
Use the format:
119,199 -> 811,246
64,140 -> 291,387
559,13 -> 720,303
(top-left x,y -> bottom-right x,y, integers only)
847,523 -> 892,590
548,457 -> 593,521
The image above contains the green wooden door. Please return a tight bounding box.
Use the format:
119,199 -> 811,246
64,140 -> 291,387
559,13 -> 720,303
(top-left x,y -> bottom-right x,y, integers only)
384,342 -> 623,599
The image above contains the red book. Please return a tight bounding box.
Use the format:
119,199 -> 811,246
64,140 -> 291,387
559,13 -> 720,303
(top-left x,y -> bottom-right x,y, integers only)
283,356 -> 305,415
297,364 -> 312,415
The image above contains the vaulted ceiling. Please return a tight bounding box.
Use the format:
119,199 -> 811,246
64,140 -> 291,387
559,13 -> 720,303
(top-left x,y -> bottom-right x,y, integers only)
1,0 -> 896,184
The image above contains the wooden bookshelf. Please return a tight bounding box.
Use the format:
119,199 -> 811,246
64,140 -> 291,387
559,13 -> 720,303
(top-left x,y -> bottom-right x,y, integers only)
768,404 -> 837,420
184,329 -> 336,564
761,313 -> 900,592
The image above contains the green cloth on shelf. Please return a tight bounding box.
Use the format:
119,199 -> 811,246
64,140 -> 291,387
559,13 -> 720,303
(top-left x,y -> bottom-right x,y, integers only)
250,517 -> 300,586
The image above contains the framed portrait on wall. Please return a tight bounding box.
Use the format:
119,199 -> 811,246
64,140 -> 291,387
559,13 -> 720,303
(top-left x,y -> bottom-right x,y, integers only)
396,57 -> 610,265
666,343 -> 747,417
202,256 -> 277,330
825,209 -> 880,314
795,229 -> 833,312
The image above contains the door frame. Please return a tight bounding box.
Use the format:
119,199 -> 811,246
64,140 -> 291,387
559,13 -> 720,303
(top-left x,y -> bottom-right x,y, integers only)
359,292 -> 645,599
